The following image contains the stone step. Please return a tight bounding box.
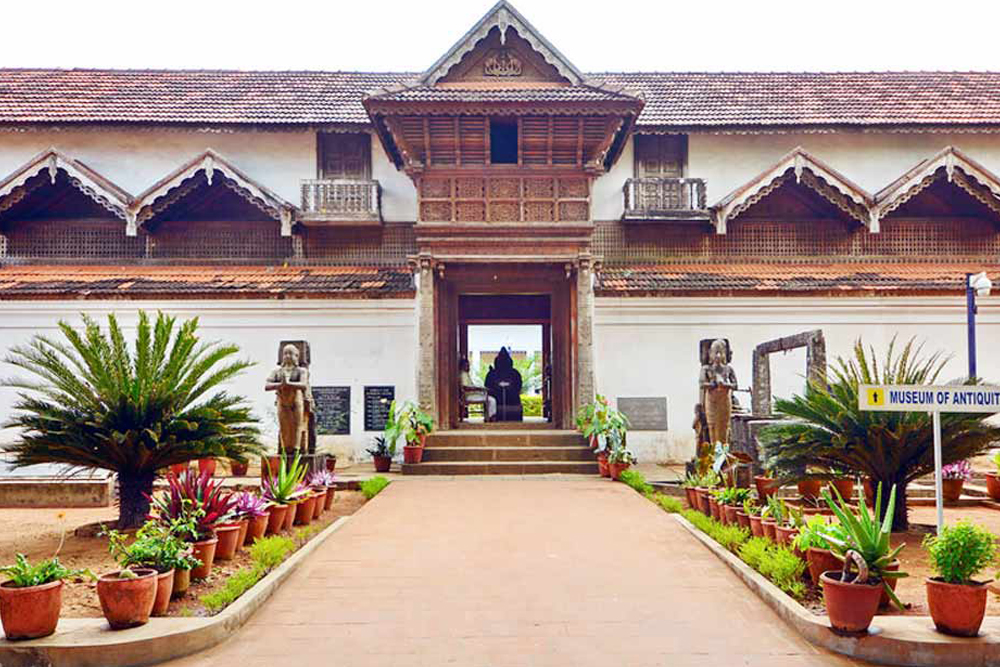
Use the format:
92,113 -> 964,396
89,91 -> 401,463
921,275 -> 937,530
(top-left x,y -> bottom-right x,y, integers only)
420,446 -> 595,463
401,461 -> 600,476
424,430 -> 587,448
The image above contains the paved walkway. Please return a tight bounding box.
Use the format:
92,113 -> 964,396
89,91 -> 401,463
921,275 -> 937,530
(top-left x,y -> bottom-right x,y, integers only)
166,479 -> 859,667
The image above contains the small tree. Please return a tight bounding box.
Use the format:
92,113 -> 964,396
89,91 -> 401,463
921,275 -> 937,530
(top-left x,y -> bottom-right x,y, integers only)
759,338 -> 1000,531
2,311 -> 261,528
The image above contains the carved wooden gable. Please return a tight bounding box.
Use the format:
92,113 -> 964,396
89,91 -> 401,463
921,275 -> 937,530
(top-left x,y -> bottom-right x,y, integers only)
437,27 -> 569,86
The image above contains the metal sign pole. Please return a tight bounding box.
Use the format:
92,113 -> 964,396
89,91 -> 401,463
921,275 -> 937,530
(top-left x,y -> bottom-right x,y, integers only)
933,410 -> 944,535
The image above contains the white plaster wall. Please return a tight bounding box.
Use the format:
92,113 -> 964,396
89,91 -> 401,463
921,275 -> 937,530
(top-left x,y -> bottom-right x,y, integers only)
689,132 -> 1000,204
594,296 -> 1000,464
370,135 -> 418,222
0,299 -> 418,461
591,135 -> 633,221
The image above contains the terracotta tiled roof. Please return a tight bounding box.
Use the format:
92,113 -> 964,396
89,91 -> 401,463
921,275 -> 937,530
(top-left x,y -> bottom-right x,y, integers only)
0,265 -> 414,299
366,84 -> 640,104
3,69 -> 1000,128
595,263 -> 1000,296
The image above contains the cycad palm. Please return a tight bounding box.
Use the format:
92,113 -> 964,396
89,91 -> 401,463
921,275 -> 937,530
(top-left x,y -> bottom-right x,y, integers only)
2,311 -> 261,528
759,338 -> 1000,530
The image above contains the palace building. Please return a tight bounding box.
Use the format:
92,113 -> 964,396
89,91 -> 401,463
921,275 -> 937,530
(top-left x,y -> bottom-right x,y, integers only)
1,1 -> 999,465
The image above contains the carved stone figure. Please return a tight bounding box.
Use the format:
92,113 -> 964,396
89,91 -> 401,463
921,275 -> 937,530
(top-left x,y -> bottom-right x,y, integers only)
699,339 -> 738,447
265,344 -> 313,452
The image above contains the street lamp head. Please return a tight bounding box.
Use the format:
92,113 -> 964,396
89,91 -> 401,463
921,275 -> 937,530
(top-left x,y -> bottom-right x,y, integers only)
970,271 -> 993,297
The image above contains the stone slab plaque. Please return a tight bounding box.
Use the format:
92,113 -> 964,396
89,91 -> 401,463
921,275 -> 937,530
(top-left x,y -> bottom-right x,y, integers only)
313,386 -> 351,435
364,386 -> 395,431
617,397 -> 668,431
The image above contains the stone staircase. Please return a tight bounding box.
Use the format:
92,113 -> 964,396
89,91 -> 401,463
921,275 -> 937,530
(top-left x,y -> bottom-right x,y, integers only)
401,429 -> 598,475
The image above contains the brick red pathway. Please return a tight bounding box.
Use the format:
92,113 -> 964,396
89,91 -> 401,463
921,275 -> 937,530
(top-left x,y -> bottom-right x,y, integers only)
166,479 -> 859,666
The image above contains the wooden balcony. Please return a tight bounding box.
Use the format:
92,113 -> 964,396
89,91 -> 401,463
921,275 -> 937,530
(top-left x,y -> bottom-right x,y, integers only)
300,179 -> 381,225
622,177 -> 710,223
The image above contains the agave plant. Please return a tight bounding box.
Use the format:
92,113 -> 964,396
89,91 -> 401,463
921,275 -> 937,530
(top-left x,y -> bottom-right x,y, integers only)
148,469 -> 237,540
759,337 -> 1000,530
1,311 -> 262,528
261,452 -> 310,505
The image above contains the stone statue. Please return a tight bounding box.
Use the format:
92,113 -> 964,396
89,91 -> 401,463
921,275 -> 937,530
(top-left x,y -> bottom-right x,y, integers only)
265,343 -> 313,452
699,339 -> 738,447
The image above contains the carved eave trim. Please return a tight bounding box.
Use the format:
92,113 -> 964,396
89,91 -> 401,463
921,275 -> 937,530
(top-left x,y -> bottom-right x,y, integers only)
418,1 -> 583,87
710,147 -> 874,234
132,150 -> 296,236
0,148 -> 133,225
873,146 -> 1000,228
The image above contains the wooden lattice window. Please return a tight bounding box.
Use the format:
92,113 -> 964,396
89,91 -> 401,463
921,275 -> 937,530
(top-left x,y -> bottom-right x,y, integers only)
634,135 -> 686,178
319,134 -> 371,179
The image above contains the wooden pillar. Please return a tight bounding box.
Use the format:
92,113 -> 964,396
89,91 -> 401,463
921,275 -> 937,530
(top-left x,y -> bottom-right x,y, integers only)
415,254 -> 437,421
575,256 -> 596,413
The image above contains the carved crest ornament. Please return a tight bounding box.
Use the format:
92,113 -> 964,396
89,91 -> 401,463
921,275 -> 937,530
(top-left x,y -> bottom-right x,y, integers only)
483,50 -> 522,77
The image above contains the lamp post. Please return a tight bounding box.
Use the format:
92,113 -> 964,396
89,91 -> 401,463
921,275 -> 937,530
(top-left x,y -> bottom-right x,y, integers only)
966,271 -> 993,380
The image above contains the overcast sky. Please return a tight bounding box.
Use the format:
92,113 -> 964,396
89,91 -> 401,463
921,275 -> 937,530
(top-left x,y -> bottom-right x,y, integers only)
3,0 -> 999,72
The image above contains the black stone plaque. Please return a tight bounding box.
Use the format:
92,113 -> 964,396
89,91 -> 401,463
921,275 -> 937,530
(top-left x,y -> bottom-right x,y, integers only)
617,397 -> 668,431
313,386 -> 351,435
364,386 -> 395,431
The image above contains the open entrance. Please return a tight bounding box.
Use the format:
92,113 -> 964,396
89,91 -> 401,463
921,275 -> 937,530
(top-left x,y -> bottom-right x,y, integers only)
435,264 -> 575,430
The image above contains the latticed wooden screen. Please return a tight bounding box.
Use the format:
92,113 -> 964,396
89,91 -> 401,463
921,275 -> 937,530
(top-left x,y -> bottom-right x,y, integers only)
2,220 -> 144,259
594,218 -> 1000,264
418,175 -> 589,222
148,221 -> 292,260
302,224 -> 415,265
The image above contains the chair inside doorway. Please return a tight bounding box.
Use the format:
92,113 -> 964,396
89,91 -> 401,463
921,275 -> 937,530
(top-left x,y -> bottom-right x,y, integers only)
459,294 -> 551,426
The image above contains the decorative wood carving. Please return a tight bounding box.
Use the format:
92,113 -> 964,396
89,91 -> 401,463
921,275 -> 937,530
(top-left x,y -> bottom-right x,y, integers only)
417,172 -> 590,223
483,49 -> 523,77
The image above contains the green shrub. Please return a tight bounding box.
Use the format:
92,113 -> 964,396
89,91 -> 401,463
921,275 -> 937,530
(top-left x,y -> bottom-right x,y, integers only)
293,525 -> 323,543
199,567 -> 264,614
618,469 -> 654,496
360,476 -> 391,500
924,520 -> 997,584
713,524 -> 751,552
738,538 -> 771,570
653,494 -> 682,513
758,546 -> 806,597
249,535 -> 295,571
682,508 -> 713,533
520,394 -> 542,417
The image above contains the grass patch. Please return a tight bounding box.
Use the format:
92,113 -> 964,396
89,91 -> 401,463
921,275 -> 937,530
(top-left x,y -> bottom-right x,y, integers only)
248,535 -> 295,571
618,469 -> 654,496
652,493 -> 682,513
200,567 -> 264,614
360,476 -> 391,500
293,524 -> 323,542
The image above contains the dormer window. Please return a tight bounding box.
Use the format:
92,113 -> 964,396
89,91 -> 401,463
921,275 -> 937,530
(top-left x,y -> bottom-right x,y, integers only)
489,118 -> 518,165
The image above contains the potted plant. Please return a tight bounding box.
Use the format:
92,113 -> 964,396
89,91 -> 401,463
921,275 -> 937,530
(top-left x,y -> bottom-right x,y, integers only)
308,470 -> 335,517
818,483 -> 906,634
760,495 -> 786,542
235,492 -> 271,545
987,454 -> 1000,500
97,568 -> 158,630
797,475 -> 823,501
681,474 -> 700,509
324,452 -> 338,473
576,395 -> 608,449
367,436 -> 393,473
198,457 -> 217,477
718,487 -> 751,525
293,483 -> 318,526
261,452 -> 310,534
229,458 -> 249,477
923,520 -> 996,636
104,520 -> 198,616
0,555 -> 92,640
743,498 -> 764,537
607,444 -> 636,481
941,460 -> 971,502
829,471 -> 855,501
403,403 -> 435,464
754,468 -> 778,499
793,515 -> 846,583
776,505 -> 804,546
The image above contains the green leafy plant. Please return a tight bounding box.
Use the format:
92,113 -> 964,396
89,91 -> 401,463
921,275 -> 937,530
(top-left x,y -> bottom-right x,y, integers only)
360,476 -> 391,500
993,453 -> 1000,474
365,436 -> 393,459
380,401 -> 406,455
758,546 -> 807,598
607,444 -> 636,465
260,451 -> 309,506
618,469 -> 653,496
739,537 -> 771,570
576,394 -> 629,446
653,494 -> 683,513
104,520 -> 200,573
923,521 -> 997,585
404,403 -> 435,445
200,567 -> 264,614
761,495 -> 787,524
0,554 -> 93,588
149,469 -> 237,539
742,498 -> 761,517
759,337 -> 1000,530
716,487 -> 751,506
792,515 -> 848,553
249,535 -> 295,570
820,483 -> 907,609
1,311 -> 261,528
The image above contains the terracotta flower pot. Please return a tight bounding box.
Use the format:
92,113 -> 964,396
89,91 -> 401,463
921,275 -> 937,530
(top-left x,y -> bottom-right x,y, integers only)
294,495 -> 317,525
198,458 -> 217,477
697,489 -> 711,516
754,475 -> 778,498
609,462 -> 631,480
236,519 -> 249,548
325,457 -> 337,473
830,479 -> 855,500
171,568 -> 190,599
942,478 -> 964,502
596,453 -> 610,478
926,578 -> 988,637
283,501 -> 298,531
749,515 -> 764,538
230,460 -> 249,476
724,505 -> 740,525
775,525 -> 798,547
0,579 -> 62,640
261,455 -> 281,481
324,486 -> 335,511
97,569 -> 157,630
189,538 -> 218,580
151,569 -> 175,617
806,547 -> 842,584
797,479 -> 823,500
169,463 -> 189,477
709,498 -> 721,521
214,524 -> 242,561
265,505 -> 288,535
820,570 -> 882,634
761,519 -> 777,541
684,487 -> 696,509
248,512 -> 270,543
589,434 -> 598,450
735,510 -> 752,529
878,560 -> 901,608
373,455 -> 391,473
312,489 -> 326,519
986,473 -> 1000,500
403,445 -> 424,464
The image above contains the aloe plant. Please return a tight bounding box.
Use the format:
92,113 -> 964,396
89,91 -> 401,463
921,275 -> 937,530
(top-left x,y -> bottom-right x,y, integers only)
820,483 -> 907,609
261,452 -> 310,505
